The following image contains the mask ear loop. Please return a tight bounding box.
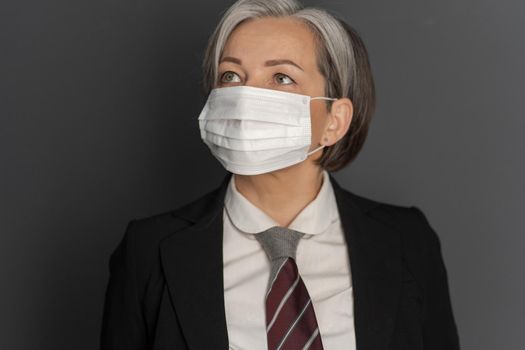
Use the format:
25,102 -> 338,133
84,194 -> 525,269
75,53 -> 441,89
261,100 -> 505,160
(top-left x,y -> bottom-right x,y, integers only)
307,96 -> 339,156
311,97 -> 338,101
306,143 -> 325,156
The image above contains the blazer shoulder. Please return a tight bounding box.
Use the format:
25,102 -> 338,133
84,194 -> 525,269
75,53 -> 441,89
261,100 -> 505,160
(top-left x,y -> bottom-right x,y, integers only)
346,189 -> 417,224
332,177 -> 418,223
127,183 -> 223,249
113,181 -> 224,275
347,190 -> 440,252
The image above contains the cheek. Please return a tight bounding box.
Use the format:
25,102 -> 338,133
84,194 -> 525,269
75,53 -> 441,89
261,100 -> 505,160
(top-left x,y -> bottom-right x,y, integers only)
309,103 -> 328,143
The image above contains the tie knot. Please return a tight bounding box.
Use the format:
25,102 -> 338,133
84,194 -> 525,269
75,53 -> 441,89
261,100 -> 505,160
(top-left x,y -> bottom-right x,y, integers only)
254,226 -> 305,261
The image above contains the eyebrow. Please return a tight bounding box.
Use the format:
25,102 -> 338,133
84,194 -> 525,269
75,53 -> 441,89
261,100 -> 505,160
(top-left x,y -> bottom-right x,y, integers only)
219,56 -> 304,71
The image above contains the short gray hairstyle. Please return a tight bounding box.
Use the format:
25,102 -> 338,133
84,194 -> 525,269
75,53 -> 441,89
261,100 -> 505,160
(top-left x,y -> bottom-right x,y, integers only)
201,0 -> 376,171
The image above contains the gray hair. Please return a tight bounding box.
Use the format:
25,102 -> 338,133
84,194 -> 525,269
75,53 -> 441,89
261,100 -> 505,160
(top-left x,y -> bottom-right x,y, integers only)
200,0 -> 376,171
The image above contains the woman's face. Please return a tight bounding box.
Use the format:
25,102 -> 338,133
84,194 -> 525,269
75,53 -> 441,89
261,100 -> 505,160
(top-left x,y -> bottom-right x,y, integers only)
216,16 -> 339,158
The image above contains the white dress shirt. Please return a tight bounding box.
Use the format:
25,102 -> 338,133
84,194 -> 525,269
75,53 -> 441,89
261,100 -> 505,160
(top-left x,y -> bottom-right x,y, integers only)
222,169 -> 357,350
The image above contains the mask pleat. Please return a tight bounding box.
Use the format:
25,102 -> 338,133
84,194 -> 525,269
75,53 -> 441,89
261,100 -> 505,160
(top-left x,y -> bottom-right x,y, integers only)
206,140 -> 310,163
201,119 -> 308,139
202,130 -> 310,151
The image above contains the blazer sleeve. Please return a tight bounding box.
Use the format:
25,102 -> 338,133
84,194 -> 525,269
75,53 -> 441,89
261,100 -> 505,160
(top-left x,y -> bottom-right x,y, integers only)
410,206 -> 461,350
100,220 -> 147,350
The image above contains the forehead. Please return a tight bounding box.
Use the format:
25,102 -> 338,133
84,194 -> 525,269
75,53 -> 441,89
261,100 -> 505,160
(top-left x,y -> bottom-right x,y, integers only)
222,16 -> 318,69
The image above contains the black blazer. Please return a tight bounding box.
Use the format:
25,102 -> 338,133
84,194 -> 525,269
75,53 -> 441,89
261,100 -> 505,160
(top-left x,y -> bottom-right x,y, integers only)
100,172 -> 460,350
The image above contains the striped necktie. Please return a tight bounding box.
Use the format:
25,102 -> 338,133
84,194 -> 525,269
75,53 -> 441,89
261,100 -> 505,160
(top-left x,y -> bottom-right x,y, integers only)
255,226 -> 324,350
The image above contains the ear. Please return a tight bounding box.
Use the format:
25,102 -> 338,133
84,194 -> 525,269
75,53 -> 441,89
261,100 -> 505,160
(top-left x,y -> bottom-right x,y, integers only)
322,97 -> 353,146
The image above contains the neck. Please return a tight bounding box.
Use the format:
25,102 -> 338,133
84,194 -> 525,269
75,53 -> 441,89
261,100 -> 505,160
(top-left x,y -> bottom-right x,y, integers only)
233,162 -> 325,227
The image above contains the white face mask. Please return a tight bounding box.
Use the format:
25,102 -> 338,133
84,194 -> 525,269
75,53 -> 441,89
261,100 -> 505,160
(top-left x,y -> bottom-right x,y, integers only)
197,85 -> 337,175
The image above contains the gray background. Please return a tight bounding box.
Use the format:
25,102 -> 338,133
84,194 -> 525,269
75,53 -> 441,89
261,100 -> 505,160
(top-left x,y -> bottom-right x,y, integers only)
1,0 -> 523,349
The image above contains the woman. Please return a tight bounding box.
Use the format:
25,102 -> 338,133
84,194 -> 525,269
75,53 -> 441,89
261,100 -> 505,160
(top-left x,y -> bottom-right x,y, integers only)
100,0 -> 460,349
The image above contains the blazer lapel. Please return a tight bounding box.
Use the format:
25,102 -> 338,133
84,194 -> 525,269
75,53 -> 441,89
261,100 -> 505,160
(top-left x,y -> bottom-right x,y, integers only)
160,171 -> 402,350
160,173 -> 232,350
330,173 -> 402,350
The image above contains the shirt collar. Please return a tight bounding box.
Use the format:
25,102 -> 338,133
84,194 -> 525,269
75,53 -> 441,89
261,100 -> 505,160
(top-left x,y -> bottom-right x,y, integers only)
224,169 -> 339,237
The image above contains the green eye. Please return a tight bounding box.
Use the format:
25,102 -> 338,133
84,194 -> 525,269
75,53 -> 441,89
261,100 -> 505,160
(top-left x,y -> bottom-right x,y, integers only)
220,71 -> 241,83
275,73 -> 295,85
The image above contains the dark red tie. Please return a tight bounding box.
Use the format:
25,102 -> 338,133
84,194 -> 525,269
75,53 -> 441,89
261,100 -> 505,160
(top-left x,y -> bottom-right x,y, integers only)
255,226 -> 324,350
